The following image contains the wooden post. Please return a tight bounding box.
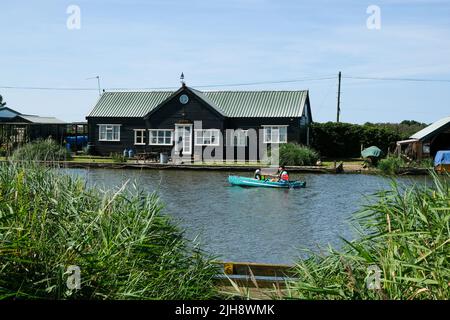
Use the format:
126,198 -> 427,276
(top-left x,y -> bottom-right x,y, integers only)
417,141 -> 423,160
334,71 -> 342,169
75,124 -> 78,153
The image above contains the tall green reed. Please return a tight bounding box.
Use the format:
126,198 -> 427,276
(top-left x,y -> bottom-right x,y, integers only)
10,138 -> 72,162
0,163 -> 218,299
287,173 -> 449,300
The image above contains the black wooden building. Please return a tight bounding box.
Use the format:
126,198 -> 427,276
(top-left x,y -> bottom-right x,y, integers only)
86,84 -> 313,161
0,106 -> 67,152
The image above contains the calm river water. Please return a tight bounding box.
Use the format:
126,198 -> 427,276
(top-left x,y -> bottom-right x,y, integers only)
68,169 -> 427,264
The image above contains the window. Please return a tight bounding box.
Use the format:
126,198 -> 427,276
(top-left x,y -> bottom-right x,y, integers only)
134,129 -> 146,145
13,127 -> 26,143
229,129 -> 247,147
263,126 -> 287,143
149,129 -> 173,145
194,129 -> 220,146
99,124 -> 120,141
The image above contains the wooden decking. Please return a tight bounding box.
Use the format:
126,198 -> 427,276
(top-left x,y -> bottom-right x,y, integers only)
0,159 -> 433,175
213,261 -> 296,299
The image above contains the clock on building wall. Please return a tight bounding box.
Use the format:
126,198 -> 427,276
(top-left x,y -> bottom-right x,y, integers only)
179,94 -> 189,104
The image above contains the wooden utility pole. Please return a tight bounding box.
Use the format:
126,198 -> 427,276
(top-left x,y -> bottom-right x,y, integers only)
334,71 -> 342,171
337,71 -> 341,123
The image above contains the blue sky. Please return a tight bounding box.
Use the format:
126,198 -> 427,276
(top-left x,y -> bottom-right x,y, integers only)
1,0 -> 449,123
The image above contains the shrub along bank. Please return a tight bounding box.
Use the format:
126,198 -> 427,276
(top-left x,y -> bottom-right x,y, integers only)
10,138 -> 72,162
279,143 -> 319,166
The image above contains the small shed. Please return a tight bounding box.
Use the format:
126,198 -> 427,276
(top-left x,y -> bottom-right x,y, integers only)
396,116 -> 450,160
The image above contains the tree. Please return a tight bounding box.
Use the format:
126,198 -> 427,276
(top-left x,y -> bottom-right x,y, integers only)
0,95 -> 6,107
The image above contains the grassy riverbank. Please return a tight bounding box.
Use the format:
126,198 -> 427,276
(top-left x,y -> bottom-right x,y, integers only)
0,162 -> 219,299
287,173 -> 450,300
0,138 -> 434,175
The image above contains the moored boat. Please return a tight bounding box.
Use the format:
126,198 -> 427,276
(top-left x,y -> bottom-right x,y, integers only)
228,175 -> 306,189
434,150 -> 450,173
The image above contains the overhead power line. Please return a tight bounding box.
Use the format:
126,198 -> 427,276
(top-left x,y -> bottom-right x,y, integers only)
0,86 -> 98,91
344,76 -> 450,83
0,85 -> 179,91
99,86 -> 178,91
0,76 -> 336,92
2,74 -> 450,92
192,76 -> 337,88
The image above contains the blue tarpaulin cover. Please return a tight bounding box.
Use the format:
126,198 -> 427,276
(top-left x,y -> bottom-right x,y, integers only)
434,151 -> 450,166
65,136 -> 88,145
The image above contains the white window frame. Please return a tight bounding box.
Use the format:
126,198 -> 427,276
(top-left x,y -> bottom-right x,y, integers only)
194,129 -> 221,146
134,129 -> 146,145
229,129 -> 248,147
262,125 -> 288,144
148,129 -> 174,146
98,124 -> 121,142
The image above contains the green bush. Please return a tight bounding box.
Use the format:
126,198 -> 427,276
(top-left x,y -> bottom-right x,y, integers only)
110,152 -> 127,163
287,173 -> 450,299
410,158 -> 434,169
0,163 -> 218,299
364,120 -> 428,140
0,145 -> 6,157
279,143 -> 319,166
11,138 -> 72,162
377,156 -> 406,174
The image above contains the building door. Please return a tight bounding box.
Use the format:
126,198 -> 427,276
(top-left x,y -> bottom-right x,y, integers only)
175,124 -> 192,155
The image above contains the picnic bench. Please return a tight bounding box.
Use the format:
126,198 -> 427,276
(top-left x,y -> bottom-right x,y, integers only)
135,152 -> 159,162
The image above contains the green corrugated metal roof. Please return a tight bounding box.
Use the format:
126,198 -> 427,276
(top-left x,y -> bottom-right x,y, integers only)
189,88 -> 227,116
410,116 -> 450,141
87,87 -> 308,118
204,90 -> 307,118
87,91 -> 174,117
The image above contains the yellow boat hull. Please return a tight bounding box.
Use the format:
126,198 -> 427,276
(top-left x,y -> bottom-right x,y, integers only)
435,164 -> 450,173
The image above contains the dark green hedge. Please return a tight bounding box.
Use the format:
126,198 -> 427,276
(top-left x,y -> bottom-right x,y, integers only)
279,143 -> 319,166
311,122 -> 402,158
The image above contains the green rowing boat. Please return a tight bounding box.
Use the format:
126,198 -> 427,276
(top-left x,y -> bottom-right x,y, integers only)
228,175 -> 306,189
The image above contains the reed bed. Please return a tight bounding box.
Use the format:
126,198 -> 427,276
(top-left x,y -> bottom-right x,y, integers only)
287,173 -> 449,300
10,138 -> 72,162
0,163 -> 218,299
